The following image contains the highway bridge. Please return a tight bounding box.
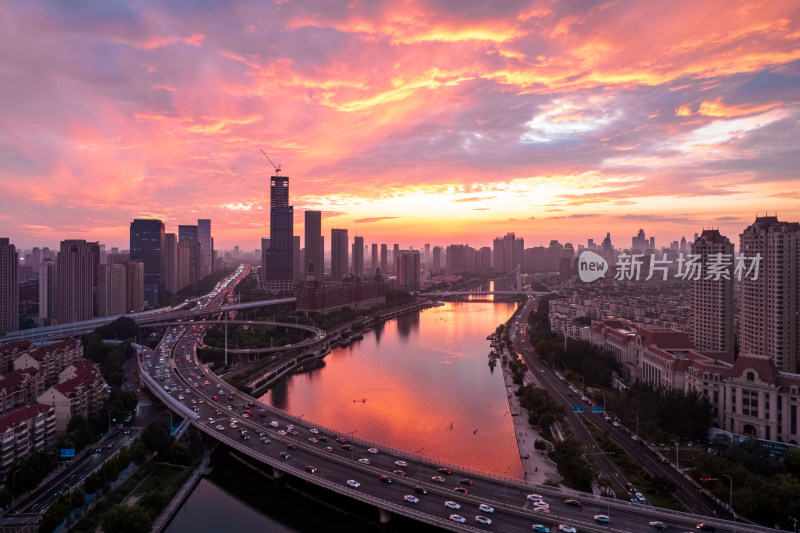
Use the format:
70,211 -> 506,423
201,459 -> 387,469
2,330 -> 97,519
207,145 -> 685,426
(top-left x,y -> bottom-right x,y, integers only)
135,275 -> 755,533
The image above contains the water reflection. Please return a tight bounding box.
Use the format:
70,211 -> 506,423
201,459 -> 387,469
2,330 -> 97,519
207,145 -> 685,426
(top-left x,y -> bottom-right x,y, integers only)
260,300 -> 522,478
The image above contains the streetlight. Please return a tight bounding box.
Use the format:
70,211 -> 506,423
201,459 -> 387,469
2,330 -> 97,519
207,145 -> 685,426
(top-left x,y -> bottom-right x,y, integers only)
415,446 -> 425,473
108,408 -> 120,436
346,430 -> 358,460
721,473 -> 735,532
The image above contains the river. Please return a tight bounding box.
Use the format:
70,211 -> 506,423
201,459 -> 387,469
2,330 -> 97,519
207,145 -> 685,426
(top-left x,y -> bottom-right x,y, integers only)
167,295 -> 520,532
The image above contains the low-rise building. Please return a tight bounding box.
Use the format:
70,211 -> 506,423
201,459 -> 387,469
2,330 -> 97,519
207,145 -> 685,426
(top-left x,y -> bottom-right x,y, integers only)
0,367 -> 44,416
0,403 -> 57,472
37,359 -> 108,434
13,338 -> 83,388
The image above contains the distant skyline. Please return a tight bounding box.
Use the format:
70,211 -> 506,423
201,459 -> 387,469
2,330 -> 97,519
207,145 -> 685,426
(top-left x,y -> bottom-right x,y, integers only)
2,1 -> 799,250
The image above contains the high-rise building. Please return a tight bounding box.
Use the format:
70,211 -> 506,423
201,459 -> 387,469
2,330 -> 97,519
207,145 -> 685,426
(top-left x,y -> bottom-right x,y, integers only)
601,233 -> 615,266
424,244 -> 431,267
130,219 -> 165,309
478,246 -> 492,274
197,219 -> 212,277
352,236 -> 364,277
126,261 -> 145,313
162,233 -> 178,295
176,242 -> 191,292
492,237 -> 503,272
392,244 -> 399,275
740,216 -> 800,372
396,250 -> 420,291
264,175 -> 294,291
330,229 -> 349,282
691,230 -> 735,354
97,263 -> 127,317
55,239 -> 99,323
38,259 -> 56,325
0,238 -> 19,334
178,226 -> 202,286
304,211 -> 323,278
293,236 -> 304,284
380,244 -> 388,275
371,243 -> 378,275
503,233 -> 515,273
432,246 -> 442,274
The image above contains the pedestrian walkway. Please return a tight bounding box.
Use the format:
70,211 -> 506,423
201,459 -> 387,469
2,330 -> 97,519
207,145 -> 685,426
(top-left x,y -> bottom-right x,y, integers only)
150,453 -> 211,532
501,358 -> 561,486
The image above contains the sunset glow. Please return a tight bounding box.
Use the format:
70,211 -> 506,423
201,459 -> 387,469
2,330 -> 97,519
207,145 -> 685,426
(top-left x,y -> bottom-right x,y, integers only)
2,0 -> 800,249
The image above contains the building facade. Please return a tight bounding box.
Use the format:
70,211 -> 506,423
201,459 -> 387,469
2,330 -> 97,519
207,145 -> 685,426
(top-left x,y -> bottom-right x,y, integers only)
0,238 -> 18,334
330,229 -> 349,282
691,230 -> 735,354
304,211 -> 323,279
55,240 -> 99,324
264,175 -> 294,291
130,219 -> 165,309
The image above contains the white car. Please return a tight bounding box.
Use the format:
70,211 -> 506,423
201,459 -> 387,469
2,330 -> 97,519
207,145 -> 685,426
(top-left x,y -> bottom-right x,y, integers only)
404,495 -> 419,504
444,501 -> 461,510
533,507 -> 550,514
216,425 -> 224,431
395,460 -> 408,467
431,475 -> 446,483
558,526 -> 577,533
476,516 -> 492,525
358,458 -> 371,465
449,514 -> 466,524
478,504 -> 494,514
270,421 -> 280,427
367,448 -> 379,454
534,502 -> 550,509
346,479 -> 360,489
527,493 -> 544,501
309,428 -> 319,434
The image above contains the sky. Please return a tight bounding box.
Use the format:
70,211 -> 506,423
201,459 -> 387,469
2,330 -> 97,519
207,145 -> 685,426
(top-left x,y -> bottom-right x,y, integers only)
1,0 -> 799,252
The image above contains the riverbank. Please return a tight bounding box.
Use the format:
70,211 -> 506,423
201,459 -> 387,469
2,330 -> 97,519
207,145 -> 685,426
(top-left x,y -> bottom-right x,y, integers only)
150,452 -> 211,532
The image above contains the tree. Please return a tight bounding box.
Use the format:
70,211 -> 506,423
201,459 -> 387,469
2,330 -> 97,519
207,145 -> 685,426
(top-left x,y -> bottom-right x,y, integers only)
102,505 -> 152,533
141,419 -> 172,456
534,439 -> 548,455
785,447 -> 800,478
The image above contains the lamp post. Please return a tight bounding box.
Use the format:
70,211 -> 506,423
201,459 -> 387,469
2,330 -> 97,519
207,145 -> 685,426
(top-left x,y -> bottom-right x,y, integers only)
107,408 -> 120,436
721,473 -> 735,532
415,446 -> 425,474
347,430 -> 358,460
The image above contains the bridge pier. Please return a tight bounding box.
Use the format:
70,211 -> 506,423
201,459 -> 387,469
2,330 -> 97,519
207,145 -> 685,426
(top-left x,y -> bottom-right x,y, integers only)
272,466 -> 285,479
377,508 -> 392,524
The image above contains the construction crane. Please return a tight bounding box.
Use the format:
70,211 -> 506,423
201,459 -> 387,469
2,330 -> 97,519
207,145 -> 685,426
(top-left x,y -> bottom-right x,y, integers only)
259,149 -> 282,174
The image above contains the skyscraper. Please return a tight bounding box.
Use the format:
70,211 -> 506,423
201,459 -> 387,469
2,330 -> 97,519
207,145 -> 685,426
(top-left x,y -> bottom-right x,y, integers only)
38,259 -> 55,325
178,225 -> 202,286
352,236 -> 364,277
371,243 -> 378,275
97,263 -> 127,317
197,219 -> 212,277
293,236 -> 304,283
264,174 -> 294,291
691,230 -> 735,354
397,250 -> 420,291
305,211 -> 324,278
0,238 -> 18,334
492,237 -> 503,272
432,246 -> 442,274
392,244 -> 399,275
380,244 -> 388,275
55,239 -> 99,323
740,216 -> 800,372
331,229 -> 348,281
163,233 -> 178,294
130,219 -> 165,309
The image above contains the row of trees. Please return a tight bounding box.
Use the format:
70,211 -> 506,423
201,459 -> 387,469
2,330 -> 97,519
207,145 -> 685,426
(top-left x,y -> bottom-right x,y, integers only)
516,385 -> 565,437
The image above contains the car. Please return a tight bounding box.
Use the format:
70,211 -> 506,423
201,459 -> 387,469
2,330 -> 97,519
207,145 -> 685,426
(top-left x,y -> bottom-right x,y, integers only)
454,487 -> 468,494
444,501 -> 461,510
309,428 -> 319,434
379,475 -> 392,484
212,395 -> 219,400
527,493 -> 544,501
286,444 -> 297,450
478,504 -> 494,514
404,495 -> 419,504
336,437 -> 347,443
649,522 -> 667,530
358,458 -> 370,465
279,452 -> 291,460
431,475 -> 446,483
318,436 -> 328,442
341,444 -> 352,451
695,525 -> 715,532
324,446 -> 334,452
94,448 -> 103,454
393,469 -> 406,476
346,479 -> 360,488
368,447 -> 379,454
475,515 -> 492,525
564,499 -> 582,507
459,478 -> 474,486
449,514 -> 466,524
178,395 -> 184,400
305,466 -> 318,473
261,438 -> 271,444
533,507 -> 550,514
532,526 -> 551,533
557,526 -> 576,533
414,486 -> 428,494
278,430 -> 287,436
308,438 -> 319,444
534,502 -> 549,509
258,432 -> 266,437
270,421 -> 280,427
594,514 -> 610,524
395,460 -> 408,467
